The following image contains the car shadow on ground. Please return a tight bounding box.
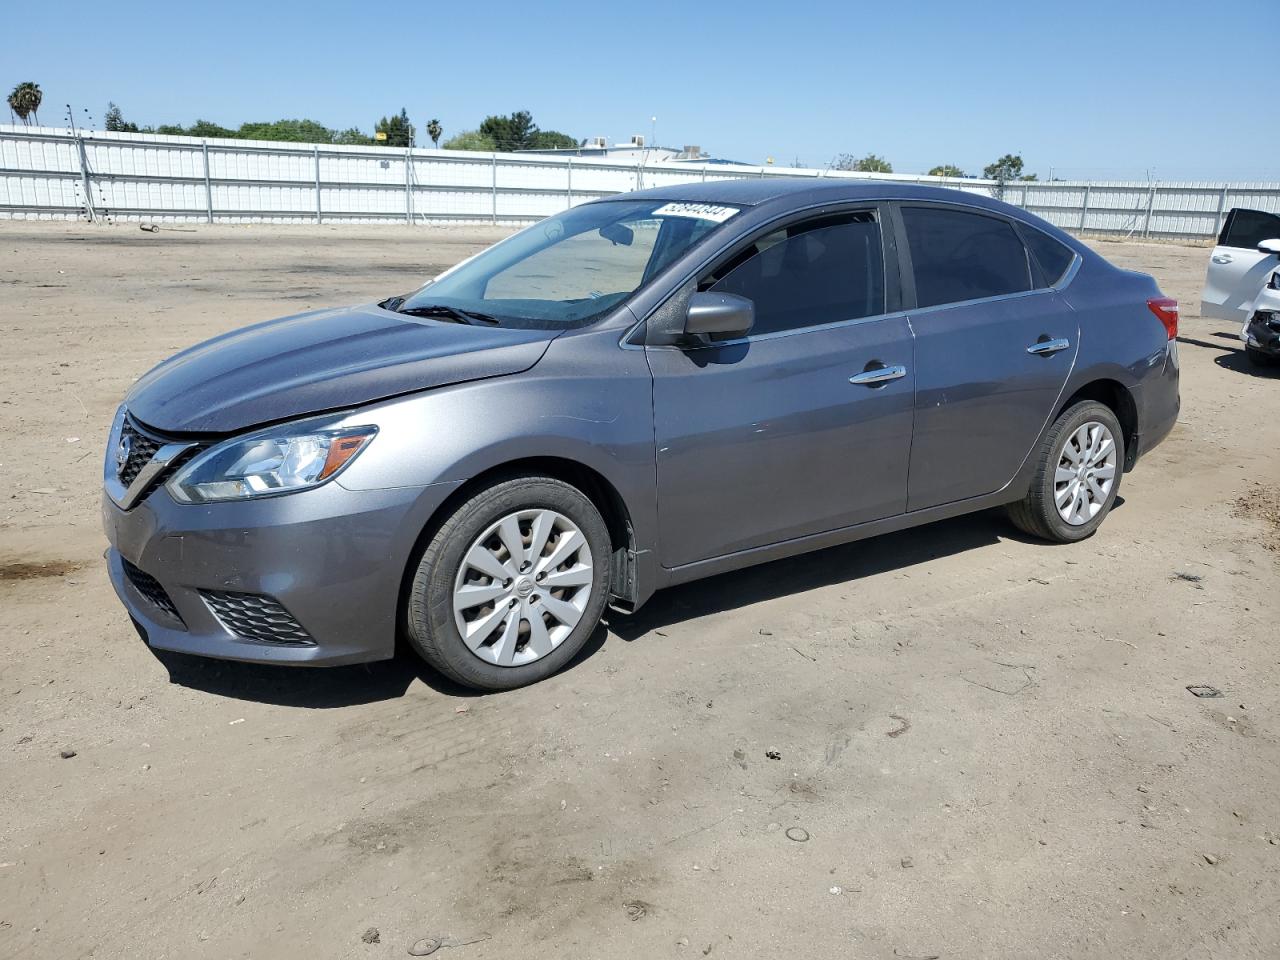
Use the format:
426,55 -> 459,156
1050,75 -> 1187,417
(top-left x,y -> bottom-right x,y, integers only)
156,505 -> 1099,707
1214,350 -> 1279,377
607,507 -> 1029,641
1179,332 -> 1280,378
151,644 -> 475,708
154,621 -> 613,709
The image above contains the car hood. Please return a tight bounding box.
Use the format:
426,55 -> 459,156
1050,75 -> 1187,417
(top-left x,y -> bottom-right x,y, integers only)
125,304 -> 559,434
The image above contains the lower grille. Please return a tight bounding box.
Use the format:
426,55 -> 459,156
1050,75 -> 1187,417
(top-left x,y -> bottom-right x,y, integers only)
122,559 -> 184,625
200,590 -> 316,646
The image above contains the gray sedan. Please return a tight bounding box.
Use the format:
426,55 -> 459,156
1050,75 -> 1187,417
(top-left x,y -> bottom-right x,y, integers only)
103,179 -> 1180,690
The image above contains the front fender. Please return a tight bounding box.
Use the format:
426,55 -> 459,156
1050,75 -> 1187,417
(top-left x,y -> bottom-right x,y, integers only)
335,327 -> 660,577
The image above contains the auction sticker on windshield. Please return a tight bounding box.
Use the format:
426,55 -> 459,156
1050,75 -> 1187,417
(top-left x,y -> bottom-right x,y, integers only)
652,202 -> 740,223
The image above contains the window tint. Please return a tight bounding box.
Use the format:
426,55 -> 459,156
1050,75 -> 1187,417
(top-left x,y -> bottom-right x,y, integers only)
1220,208 -> 1280,250
901,207 -> 1031,308
1021,225 -> 1076,286
703,213 -> 884,336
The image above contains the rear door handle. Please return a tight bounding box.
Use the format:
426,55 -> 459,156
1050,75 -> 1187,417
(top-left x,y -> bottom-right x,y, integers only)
1026,337 -> 1071,356
1211,253 -> 1233,264
849,364 -> 907,385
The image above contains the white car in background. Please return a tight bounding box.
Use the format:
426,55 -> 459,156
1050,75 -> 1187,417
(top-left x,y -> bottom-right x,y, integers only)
1201,207 -> 1280,366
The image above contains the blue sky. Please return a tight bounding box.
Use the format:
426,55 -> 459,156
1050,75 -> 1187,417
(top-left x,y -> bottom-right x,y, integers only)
7,0 -> 1276,181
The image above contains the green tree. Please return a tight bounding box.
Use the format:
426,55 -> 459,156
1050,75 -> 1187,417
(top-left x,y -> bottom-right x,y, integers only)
187,119 -> 236,138
7,81 -> 42,125
833,152 -> 892,173
479,110 -> 537,151
237,119 -> 337,142
104,102 -> 139,132
442,129 -> 497,151
983,153 -> 1031,181
426,118 -> 442,147
335,127 -> 374,145
928,164 -> 964,178
529,130 -> 577,150
375,108 -> 415,147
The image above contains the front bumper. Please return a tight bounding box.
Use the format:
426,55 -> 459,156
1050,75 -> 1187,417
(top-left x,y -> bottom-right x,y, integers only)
103,477 -> 462,665
1243,312 -> 1280,356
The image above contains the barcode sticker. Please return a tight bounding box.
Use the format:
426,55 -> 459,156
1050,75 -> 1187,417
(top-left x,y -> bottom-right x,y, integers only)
652,202 -> 740,223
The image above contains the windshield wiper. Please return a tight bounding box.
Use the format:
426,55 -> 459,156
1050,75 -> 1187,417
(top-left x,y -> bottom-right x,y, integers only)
396,303 -> 500,326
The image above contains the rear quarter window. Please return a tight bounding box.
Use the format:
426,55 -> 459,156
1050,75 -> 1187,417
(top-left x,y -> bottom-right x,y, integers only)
1020,226 -> 1076,286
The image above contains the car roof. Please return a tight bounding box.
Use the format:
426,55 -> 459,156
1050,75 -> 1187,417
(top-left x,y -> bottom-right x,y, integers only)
616,175 -> 1023,213
610,176 -> 1079,246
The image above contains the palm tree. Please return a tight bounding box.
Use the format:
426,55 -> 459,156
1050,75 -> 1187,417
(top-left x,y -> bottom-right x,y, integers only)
426,118 -> 442,148
7,82 -> 42,126
8,85 -> 28,124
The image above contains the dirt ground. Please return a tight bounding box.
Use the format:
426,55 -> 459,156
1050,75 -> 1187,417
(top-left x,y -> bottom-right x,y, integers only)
1,222 -> 1278,960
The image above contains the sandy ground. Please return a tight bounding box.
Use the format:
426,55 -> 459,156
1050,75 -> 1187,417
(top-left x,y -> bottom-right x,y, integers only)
1,222 -> 1278,960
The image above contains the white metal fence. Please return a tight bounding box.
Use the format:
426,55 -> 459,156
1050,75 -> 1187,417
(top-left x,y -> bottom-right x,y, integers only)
4,124 -> 1279,240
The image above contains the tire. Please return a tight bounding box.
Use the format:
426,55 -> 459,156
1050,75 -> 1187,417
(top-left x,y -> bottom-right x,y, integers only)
405,475 -> 611,691
1246,345 -> 1279,367
1007,400 -> 1124,543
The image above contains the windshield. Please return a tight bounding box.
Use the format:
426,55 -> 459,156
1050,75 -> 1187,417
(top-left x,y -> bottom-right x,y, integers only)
399,199 -> 741,329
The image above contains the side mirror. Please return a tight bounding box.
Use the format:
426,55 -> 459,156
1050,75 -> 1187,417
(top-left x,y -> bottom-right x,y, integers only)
685,291 -> 755,338
1257,238 -> 1280,255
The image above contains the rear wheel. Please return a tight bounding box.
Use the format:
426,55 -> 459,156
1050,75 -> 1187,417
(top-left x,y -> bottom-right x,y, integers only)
406,476 -> 611,691
1007,400 -> 1124,543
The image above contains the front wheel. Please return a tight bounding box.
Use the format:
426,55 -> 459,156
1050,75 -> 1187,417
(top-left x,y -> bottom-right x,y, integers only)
1007,400 -> 1124,543
405,476 -> 611,691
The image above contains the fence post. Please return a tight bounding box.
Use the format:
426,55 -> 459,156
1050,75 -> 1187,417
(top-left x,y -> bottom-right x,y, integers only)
566,157 -> 573,208
405,148 -> 412,225
1215,184 -> 1229,236
202,140 -> 213,224
1143,182 -> 1157,238
1079,184 -> 1091,234
75,134 -> 96,223
491,154 -> 497,224
313,146 -> 322,224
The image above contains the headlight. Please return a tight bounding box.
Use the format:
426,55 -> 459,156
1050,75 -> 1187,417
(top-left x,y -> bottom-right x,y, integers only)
166,423 -> 377,503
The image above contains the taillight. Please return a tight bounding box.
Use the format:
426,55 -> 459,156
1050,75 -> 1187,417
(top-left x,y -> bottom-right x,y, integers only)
1147,297 -> 1178,340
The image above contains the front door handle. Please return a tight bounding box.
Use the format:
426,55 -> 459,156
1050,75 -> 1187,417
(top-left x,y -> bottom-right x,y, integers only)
1211,253 -> 1233,264
849,364 -> 907,386
1026,337 -> 1071,356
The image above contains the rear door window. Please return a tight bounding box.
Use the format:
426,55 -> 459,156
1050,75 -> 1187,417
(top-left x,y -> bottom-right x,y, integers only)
900,206 -> 1031,308
1219,208 -> 1280,249
701,211 -> 885,336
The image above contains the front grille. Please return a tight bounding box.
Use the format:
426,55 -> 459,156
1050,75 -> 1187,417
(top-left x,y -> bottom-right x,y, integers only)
122,559 -> 184,625
117,418 -> 162,487
200,590 -> 316,646
114,415 -> 202,507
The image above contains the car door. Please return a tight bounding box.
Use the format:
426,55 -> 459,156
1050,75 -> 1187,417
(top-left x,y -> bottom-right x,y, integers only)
1201,208 -> 1280,322
896,203 -> 1079,512
646,207 -> 916,568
